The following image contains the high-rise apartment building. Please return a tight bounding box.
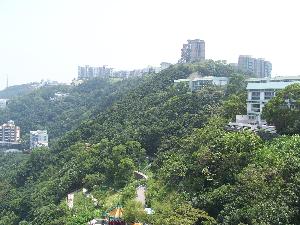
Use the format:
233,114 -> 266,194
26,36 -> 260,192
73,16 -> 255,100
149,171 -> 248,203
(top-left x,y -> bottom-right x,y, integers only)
0,120 -> 20,144
179,39 -> 205,63
78,65 -> 113,79
238,55 -> 272,78
30,130 -> 48,149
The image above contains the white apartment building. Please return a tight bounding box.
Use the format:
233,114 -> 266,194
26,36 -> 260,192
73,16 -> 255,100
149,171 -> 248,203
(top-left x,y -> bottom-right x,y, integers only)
0,120 -> 20,144
246,76 -> 300,124
30,130 -> 48,149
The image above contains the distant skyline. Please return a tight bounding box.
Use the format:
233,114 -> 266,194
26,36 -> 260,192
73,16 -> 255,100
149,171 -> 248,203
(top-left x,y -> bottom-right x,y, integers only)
1,0 -> 300,90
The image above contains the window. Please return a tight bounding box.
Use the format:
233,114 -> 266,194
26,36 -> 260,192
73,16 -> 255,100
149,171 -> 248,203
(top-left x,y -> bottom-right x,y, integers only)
251,103 -> 260,112
264,91 -> 274,100
251,91 -> 260,100
248,115 -> 256,120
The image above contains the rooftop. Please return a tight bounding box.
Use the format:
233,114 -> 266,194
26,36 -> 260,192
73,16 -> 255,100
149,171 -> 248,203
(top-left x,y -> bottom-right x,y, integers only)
247,81 -> 300,90
246,76 -> 300,83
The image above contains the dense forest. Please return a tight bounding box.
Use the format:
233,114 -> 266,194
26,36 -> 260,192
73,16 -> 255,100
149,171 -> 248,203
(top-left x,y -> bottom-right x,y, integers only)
1,60 -> 300,224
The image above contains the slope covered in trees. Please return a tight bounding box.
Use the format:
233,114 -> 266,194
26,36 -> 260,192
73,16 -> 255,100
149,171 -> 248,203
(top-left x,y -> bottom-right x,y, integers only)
0,83 -> 38,99
0,78 -> 141,146
1,61 -> 300,224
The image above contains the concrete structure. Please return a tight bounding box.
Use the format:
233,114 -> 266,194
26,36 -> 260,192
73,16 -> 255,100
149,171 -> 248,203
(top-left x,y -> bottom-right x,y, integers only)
226,116 -> 276,133
238,55 -> 272,78
179,39 -> 205,63
78,65 -> 113,79
136,185 -> 146,207
174,76 -> 229,91
30,130 -> 48,149
0,120 -> 20,144
0,99 -> 8,109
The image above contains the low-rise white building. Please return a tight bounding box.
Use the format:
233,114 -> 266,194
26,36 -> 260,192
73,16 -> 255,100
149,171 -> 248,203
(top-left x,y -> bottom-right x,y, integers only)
174,76 -> 229,91
0,99 -> 8,109
30,130 -> 48,149
246,76 -> 300,124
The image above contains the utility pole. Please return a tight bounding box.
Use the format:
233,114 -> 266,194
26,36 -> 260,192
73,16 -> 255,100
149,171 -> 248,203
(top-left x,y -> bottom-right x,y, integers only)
6,75 -> 8,88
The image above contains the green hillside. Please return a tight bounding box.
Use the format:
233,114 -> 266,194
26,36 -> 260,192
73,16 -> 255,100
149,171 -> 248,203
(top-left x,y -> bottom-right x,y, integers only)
1,61 -> 300,224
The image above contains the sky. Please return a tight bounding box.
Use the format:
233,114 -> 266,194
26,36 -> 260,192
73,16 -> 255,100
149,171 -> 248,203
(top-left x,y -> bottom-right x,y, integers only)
0,0 -> 300,90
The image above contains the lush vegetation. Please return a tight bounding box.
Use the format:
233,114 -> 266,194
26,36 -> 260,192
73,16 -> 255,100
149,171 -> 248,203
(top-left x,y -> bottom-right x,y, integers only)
0,78 -> 141,147
263,83 -> 300,134
1,61 -> 300,224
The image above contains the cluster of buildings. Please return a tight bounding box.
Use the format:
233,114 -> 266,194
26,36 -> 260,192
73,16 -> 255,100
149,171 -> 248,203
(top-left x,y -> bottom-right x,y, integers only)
178,38 -> 272,78
78,62 -> 172,80
77,38 -> 272,81
0,120 -> 48,150
174,67 -> 300,133
78,65 -> 113,79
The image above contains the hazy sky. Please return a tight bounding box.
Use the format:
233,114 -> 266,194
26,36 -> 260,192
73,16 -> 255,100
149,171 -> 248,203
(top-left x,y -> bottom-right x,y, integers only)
0,0 -> 300,90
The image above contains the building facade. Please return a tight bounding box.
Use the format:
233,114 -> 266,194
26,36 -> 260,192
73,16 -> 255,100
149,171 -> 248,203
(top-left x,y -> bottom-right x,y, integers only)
0,120 -> 20,144
179,39 -> 205,63
30,130 -> 48,149
246,76 -> 300,124
238,55 -> 272,78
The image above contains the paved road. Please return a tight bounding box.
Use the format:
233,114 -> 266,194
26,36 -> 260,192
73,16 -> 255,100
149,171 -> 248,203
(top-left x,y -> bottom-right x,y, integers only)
136,185 -> 146,207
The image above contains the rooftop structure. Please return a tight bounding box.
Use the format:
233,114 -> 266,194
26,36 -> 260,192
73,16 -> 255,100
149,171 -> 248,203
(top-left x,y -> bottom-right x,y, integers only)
179,39 -> 205,63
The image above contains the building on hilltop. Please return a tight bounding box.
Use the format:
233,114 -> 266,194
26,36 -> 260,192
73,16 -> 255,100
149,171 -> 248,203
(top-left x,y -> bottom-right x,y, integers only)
78,65 -> 113,80
78,63 -> 169,80
30,130 -> 48,149
0,120 -> 20,144
179,39 -> 205,63
238,55 -> 272,78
